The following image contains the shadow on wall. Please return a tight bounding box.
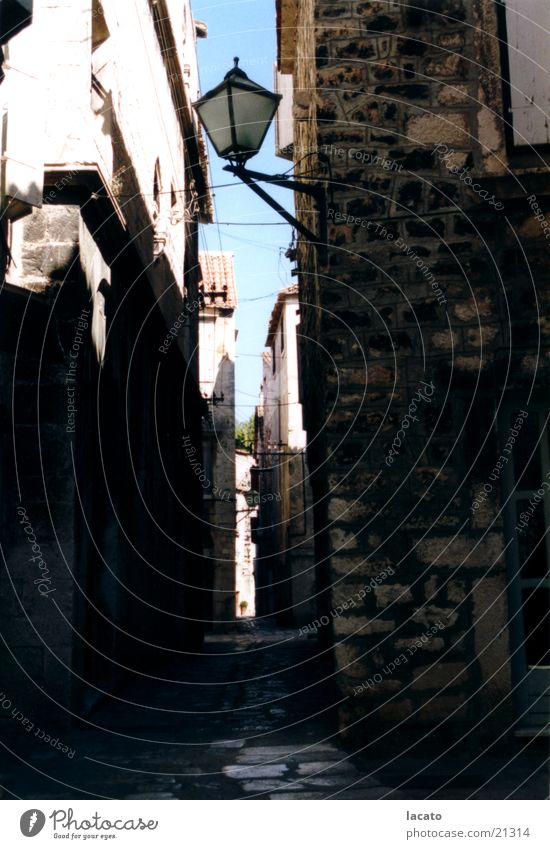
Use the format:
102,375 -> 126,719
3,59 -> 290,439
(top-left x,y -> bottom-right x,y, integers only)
0,201 -> 207,727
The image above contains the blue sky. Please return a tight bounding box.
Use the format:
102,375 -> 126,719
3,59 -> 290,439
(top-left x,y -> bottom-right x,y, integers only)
193,0 -> 294,423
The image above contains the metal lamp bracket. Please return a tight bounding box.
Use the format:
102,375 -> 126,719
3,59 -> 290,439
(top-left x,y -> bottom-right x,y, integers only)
223,163 -> 327,261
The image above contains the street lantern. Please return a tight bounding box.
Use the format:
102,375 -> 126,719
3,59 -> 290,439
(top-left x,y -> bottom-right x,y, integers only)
193,59 -> 327,257
193,57 -> 282,164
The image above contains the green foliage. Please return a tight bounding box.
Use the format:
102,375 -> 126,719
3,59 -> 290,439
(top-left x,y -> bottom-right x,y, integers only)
235,413 -> 255,452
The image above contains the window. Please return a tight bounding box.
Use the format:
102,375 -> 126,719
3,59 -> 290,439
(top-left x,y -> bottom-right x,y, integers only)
501,404 -> 550,729
153,159 -> 161,219
500,0 -> 550,147
271,343 -> 276,375
152,159 -> 167,256
170,181 -> 183,225
504,408 -> 550,664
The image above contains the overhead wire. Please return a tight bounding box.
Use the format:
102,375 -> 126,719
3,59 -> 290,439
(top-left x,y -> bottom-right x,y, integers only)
90,170 -> 326,201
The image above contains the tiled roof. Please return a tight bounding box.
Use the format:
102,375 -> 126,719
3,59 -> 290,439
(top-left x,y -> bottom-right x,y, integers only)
199,251 -> 237,308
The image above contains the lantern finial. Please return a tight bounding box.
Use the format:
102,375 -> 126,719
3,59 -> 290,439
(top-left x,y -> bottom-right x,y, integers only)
225,56 -> 248,80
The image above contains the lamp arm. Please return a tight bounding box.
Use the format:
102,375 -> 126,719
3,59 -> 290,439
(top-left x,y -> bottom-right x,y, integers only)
223,164 -> 327,257
223,164 -> 323,200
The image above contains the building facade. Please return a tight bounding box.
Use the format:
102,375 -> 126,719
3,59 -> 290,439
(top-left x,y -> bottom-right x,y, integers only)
277,0 -> 550,744
254,285 -> 315,627
235,449 -> 256,618
198,251 -> 237,625
0,0 -> 211,724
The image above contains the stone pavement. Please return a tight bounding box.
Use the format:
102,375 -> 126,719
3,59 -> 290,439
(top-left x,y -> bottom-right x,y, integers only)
0,621 -> 547,800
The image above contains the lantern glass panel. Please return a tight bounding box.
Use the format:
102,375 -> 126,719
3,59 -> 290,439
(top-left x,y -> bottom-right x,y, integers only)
194,89 -> 233,159
229,82 -> 280,158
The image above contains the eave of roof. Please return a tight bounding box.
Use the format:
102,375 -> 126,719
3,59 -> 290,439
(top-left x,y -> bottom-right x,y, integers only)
265,284 -> 298,346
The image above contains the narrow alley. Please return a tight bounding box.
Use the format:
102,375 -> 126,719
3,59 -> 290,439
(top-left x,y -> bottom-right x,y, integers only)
1,0 -> 550,825
0,621 -> 386,800
1,620 -> 545,801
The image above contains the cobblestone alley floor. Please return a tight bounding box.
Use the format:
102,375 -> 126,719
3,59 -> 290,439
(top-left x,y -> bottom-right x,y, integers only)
0,621 -> 547,800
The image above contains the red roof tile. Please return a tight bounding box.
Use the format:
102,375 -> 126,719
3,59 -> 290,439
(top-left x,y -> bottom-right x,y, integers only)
199,251 -> 237,308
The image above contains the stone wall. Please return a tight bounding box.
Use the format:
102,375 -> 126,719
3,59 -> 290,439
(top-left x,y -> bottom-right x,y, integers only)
0,303 -> 79,727
0,199 -> 207,725
283,0 -> 550,746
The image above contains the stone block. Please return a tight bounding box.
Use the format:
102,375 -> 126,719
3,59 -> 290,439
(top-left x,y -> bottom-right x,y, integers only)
432,330 -> 459,349
446,580 -> 466,603
424,574 -> 438,598
416,695 -> 468,724
366,364 -> 394,384
412,606 -> 457,627
329,527 -> 359,552
377,700 -> 413,722
437,84 -> 469,105
334,644 -> 369,677
395,637 -> 444,653
423,56 -> 467,79
333,616 -> 394,636
407,113 -> 470,147
412,661 -> 468,690
466,325 -> 499,347
374,583 -> 413,608
328,497 -> 375,522
331,556 -> 395,579
414,533 -> 505,569
353,678 -> 401,697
